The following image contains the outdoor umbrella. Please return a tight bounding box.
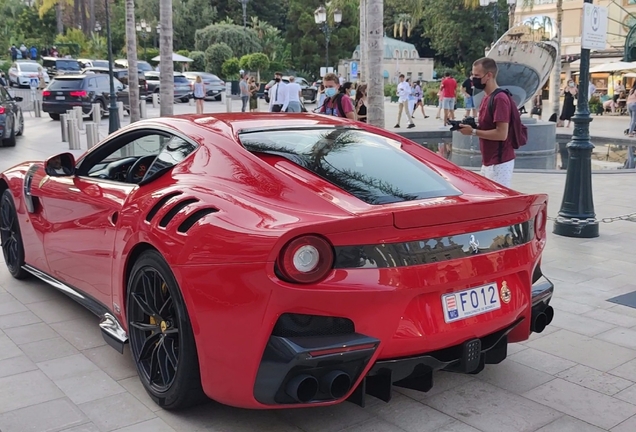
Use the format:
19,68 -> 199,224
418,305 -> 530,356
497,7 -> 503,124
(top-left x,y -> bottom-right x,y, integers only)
588,61 -> 636,73
151,53 -> 193,62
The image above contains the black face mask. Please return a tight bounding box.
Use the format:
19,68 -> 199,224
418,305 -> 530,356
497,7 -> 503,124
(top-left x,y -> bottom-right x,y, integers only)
472,76 -> 486,90
275,77 -> 281,82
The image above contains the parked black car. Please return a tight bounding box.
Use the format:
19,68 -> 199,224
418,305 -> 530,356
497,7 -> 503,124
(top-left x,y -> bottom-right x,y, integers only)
0,86 -> 24,147
42,57 -> 81,78
83,67 -> 148,99
42,74 -> 129,120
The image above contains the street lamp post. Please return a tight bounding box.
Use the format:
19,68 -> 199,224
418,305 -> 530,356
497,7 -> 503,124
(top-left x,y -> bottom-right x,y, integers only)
136,19 -> 150,60
238,0 -> 249,29
553,0 -> 599,238
314,6 -> 342,72
479,0 -> 516,45
104,0 -> 119,133
155,23 -> 161,50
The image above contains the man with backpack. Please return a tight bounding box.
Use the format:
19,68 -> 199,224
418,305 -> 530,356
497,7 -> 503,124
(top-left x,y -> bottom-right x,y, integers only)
319,73 -> 355,120
458,57 -> 527,188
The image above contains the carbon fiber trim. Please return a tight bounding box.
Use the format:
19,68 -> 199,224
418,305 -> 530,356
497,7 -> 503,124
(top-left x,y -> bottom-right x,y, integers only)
334,221 -> 534,269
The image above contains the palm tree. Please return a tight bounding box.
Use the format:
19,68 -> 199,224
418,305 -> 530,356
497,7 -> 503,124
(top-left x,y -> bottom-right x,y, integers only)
367,0 -> 384,127
393,13 -> 413,40
159,0 -> 174,116
125,0 -> 140,122
359,0 -> 366,82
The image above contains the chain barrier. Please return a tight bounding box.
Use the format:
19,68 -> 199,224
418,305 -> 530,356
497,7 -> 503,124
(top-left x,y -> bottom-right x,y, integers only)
547,212 -> 636,224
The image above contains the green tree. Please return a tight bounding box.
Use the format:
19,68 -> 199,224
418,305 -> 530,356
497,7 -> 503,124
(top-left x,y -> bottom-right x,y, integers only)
205,42 -> 233,75
221,57 -> 240,78
195,23 -> 261,58
247,52 -> 269,82
420,0 -> 501,70
172,0 -> 217,50
189,50 -> 205,70
238,54 -> 251,71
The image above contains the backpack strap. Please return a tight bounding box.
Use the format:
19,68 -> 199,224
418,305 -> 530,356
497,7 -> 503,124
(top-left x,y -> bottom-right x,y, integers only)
335,93 -> 345,118
488,88 -> 507,164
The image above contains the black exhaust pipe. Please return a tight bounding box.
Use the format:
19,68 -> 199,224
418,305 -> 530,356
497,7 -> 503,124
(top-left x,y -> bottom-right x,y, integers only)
320,370 -> 351,399
544,306 -> 554,325
286,375 -> 318,403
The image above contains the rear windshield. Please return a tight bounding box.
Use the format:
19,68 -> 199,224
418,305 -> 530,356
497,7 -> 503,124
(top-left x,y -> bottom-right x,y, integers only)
174,76 -> 189,84
57,60 -> 81,71
239,128 -> 461,205
19,63 -> 40,72
92,60 -> 109,68
49,78 -> 84,90
137,61 -> 153,72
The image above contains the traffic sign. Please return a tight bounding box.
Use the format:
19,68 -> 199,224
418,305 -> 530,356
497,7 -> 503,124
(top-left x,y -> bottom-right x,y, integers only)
29,78 -> 39,89
581,4 -> 608,50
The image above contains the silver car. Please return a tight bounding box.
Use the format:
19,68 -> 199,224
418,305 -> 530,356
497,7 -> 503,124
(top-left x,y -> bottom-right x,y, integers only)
183,72 -> 225,101
8,61 -> 50,88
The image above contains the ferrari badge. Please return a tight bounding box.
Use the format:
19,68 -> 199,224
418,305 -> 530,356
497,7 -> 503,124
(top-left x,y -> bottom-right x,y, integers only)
500,281 -> 511,304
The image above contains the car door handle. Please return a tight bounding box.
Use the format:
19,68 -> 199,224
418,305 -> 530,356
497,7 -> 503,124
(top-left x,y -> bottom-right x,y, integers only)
109,211 -> 119,226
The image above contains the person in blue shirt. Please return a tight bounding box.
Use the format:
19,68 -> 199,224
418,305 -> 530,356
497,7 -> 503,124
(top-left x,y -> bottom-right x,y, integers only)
30,46 -> 37,60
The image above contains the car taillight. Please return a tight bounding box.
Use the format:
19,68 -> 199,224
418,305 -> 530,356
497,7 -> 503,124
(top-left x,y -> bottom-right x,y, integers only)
277,235 -> 334,284
535,205 -> 547,240
0,107 -> 5,114
70,91 -> 87,97
42,90 -> 51,97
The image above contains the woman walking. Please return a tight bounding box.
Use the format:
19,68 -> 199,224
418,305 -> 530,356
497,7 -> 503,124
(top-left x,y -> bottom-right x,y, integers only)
559,79 -> 577,127
193,75 -> 205,114
412,80 -> 428,119
355,84 -> 367,122
626,86 -> 636,137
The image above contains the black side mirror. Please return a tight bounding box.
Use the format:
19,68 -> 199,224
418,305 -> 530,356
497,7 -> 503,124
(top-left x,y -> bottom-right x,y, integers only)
13,96 -> 23,102
45,152 -> 76,176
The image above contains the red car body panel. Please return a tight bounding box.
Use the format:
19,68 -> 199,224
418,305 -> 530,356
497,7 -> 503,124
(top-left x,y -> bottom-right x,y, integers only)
0,113 -> 552,409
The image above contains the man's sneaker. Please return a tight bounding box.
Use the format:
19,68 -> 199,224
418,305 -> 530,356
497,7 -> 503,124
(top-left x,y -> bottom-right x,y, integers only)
394,124 -> 400,128
407,123 -> 415,129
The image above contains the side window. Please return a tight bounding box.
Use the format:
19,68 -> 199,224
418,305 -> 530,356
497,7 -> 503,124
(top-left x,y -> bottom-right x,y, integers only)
98,75 -> 109,90
0,87 -> 7,103
88,78 -> 97,89
144,137 -> 197,181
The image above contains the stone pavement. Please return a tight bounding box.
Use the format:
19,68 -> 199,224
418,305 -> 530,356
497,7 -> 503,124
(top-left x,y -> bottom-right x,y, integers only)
0,103 -> 635,432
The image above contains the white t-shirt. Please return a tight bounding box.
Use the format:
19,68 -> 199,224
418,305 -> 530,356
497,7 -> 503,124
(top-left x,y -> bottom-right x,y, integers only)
397,81 -> 411,102
287,83 -> 302,102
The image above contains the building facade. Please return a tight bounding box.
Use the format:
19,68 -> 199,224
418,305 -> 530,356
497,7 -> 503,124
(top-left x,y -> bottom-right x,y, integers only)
337,36 -> 435,83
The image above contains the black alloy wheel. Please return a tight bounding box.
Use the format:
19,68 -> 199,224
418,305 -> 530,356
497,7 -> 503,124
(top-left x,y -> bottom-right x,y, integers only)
0,190 -> 27,279
127,250 -> 205,410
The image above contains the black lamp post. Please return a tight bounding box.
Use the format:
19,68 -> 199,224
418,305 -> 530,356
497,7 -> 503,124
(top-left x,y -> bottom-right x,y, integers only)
314,5 -> 342,71
238,0 -> 249,28
136,19 -> 150,61
553,0 -> 599,238
105,0 -> 120,133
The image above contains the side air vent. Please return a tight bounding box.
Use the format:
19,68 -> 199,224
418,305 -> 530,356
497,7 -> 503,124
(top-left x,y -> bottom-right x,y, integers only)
146,191 -> 183,222
159,198 -> 199,228
177,208 -> 218,233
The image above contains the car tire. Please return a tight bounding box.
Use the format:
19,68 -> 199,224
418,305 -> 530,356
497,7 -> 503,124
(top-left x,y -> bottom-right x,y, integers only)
15,111 -> 24,136
2,122 -> 16,147
127,250 -> 206,410
49,113 -> 60,121
0,190 -> 28,279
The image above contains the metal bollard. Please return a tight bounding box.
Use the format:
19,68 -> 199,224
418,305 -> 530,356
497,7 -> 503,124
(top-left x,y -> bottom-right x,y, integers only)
92,103 -> 102,123
117,101 -> 124,123
223,93 -> 232,113
73,106 -> 84,130
33,99 -> 41,117
60,114 -> 69,142
139,99 -> 147,118
152,93 -> 159,108
67,117 -> 80,150
85,122 -> 99,149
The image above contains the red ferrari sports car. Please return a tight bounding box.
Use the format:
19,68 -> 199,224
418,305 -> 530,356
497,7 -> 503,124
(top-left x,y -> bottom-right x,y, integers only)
0,113 -> 554,410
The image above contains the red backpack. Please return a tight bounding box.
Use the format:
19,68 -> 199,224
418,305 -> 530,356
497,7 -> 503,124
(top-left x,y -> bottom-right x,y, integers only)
488,89 -> 528,154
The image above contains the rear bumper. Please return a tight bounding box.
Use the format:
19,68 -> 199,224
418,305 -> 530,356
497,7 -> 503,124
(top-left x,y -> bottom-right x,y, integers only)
42,101 -> 92,114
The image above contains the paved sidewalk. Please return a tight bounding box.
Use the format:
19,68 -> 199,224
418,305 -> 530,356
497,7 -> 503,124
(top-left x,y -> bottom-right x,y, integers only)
1,108 -> 635,432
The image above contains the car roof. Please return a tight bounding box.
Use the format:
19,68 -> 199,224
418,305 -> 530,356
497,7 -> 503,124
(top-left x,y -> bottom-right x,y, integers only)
85,67 -> 127,72
145,71 -> 185,77
53,75 -> 89,80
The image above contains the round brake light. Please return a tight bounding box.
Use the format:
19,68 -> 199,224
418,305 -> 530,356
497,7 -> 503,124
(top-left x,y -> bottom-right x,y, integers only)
278,235 -> 334,284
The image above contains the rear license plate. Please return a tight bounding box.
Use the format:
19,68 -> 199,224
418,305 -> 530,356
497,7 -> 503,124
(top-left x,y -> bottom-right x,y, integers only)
442,283 -> 501,323
56,96 -> 65,100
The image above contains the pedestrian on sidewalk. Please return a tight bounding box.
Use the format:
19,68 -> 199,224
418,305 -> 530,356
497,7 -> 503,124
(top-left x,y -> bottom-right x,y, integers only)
355,84 -> 367,123
626,86 -> 636,137
285,76 -> 303,112
440,72 -> 457,126
412,80 -> 428,119
394,74 -> 414,128
248,77 -> 259,112
458,57 -> 521,188
239,74 -> 250,112
461,74 -> 476,118
319,72 -> 355,119
268,72 -> 288,112
193,75 -> 206,114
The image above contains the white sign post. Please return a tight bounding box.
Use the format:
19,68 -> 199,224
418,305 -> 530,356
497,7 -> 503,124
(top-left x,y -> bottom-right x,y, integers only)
581,4 -> 608,50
